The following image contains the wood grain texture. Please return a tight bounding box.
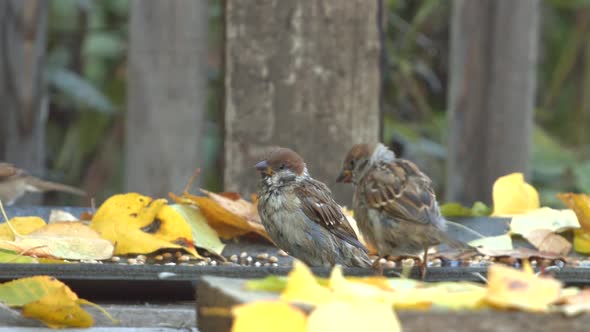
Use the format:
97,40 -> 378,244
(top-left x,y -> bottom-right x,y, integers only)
224,0 -> 381,204
446,0 -> 539,205
126,0 -> 209,197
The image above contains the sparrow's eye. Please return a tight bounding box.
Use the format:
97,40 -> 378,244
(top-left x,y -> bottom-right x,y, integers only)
279,163 -> 286,170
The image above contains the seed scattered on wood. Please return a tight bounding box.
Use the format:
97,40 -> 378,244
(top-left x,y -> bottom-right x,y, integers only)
175,251 -> 183,258
178,255 -> 191,262
246,256 -> 253,265
110,256 -> 121,263
210,260 -> 218,266
277,249 -> 288,257
197,261 -> 207,266
163,253 -> 173,259
254,261 -> 261,267
229,254 -> 238,263
127,258 -> 138,265
240,252 -> 248,259
256,253 -> 269,260
271,263 -> 278,267
268,256 -> 278,264
378,257 -> 387,266
154,255 -> 164,261
387,256 -> 397,262
384,261 -> 396,269
264,262 -> 271,267
164,262 -> 177,266
136,255 -> 147,261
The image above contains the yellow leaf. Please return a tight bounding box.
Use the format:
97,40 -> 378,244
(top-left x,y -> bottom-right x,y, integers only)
391,281 -> 487,311
329,266 -> 396,305
0,276 -> 104,328
573,229 -> 590,254
91,193 -> 199,256
485,264 -> 562,312
281,261 -> 334,305
492,173 -> 540,216
0,217 -> 46,240
307,302 -> 400,332
557,193 -> 590,231
232,301 -> 307,332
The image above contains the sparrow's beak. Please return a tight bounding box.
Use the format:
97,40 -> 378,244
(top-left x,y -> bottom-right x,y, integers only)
336,170 -> 352,183
255,160 -> 273,176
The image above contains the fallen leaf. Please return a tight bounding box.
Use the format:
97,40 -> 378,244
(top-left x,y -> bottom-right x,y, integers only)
171,190 -> 272,242
0,217 -> 46,240
492,173 -> 540,216
170,204 -> 225,256
509,208 -> 579,235
91,193 -> 199,257
468,234 -> 513,250
573,228 -> 590,254
0,276 -> 114,328
329,266 -> 395,305
475,247 -> 564,260
557,193 -> 590,231
557,289 -> 590,316
485,263 -> 562,312
525,229 -> 571,255
281,261 -> 334,305
307,302 -> 400,332
0,249 -> 37,263
232,301 -> 307,332
0,222 -> 114,260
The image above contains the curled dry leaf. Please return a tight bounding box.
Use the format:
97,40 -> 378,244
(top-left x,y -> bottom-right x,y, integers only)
557,193 -> 590,254
525,229 -> 571,255
171,190 -> 273,242
0,217 -> 46,240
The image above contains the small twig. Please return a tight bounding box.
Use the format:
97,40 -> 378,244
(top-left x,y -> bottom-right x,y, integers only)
0,200 -> 22,239
183,168 -> 202,194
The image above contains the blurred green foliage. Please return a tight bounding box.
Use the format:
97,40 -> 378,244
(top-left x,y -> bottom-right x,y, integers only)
43,0 -> 590,206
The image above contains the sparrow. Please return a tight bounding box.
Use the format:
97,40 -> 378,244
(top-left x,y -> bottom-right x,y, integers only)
337,143 -> 470,278
0,163 -> 86,206
256,147 -> 372,268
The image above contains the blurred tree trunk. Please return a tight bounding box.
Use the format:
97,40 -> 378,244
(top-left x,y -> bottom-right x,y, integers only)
224,0 -> 381,203
446,0 -> 539,205
126,0 -> 209,197
0,0 -> 49,205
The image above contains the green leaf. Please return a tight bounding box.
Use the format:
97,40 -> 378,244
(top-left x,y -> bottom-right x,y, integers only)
468,235 -> 513,251
45,67 -> 115,113
83,33 -> 124,58
440,201 -> 491,217
0,249 -> 38,264
170,204 -> 225,256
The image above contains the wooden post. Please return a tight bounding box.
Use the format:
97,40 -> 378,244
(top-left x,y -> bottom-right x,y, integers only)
224,0 -> 381,204
0,0 -> 49,205
446,0 -> 539,205
126,0 -> 209,197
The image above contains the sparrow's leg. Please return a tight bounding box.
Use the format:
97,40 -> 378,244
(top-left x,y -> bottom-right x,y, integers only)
420,248 -> 429,280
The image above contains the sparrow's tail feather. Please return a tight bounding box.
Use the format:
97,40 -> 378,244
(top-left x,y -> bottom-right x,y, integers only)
25,177 -> 86,197
445,220 -> 486,240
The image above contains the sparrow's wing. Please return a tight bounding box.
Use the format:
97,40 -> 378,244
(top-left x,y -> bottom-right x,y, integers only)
0,163 -> 21,179
361,159 -> 440,225
294,179 -> 367,251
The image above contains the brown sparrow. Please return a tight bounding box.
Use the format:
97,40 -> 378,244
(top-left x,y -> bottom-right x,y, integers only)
0,163 -> 86,206
256,147 -> 371,268
337,143 -> 470,278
